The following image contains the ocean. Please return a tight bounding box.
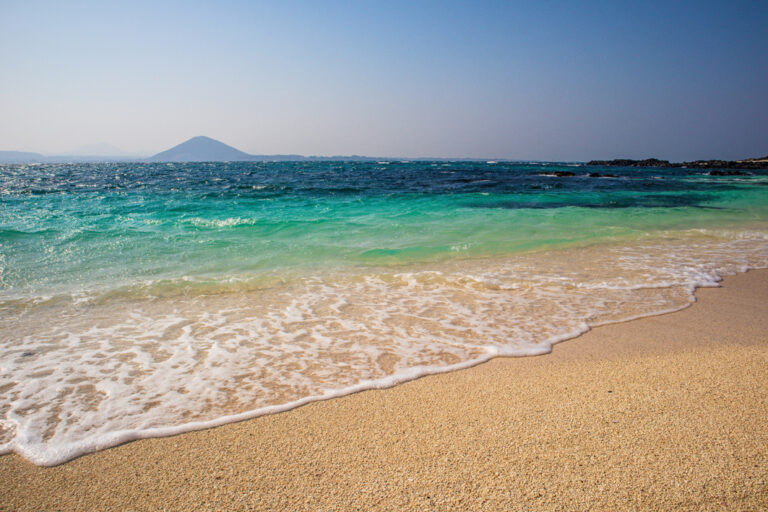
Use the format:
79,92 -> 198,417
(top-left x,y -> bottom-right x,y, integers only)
2,160 -> 768,465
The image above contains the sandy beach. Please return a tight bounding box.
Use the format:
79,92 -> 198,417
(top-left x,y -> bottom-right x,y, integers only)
2,269 -> 767,511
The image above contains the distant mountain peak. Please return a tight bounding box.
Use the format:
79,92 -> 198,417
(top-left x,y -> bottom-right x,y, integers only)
148,136 -> 255,162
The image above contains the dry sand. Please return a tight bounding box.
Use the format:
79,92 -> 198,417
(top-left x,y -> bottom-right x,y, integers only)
2,270 -> 767,511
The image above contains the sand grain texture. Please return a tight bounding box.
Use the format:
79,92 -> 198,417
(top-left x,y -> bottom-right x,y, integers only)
2,271 -> 768,511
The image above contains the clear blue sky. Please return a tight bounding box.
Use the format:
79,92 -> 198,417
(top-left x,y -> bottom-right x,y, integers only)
1,0 -> 766,160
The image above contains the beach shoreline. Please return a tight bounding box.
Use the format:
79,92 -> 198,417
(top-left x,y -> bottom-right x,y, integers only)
2,269 -> 767,511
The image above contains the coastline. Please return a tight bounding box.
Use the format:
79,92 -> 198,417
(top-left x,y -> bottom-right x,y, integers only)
2,270 -> 767,511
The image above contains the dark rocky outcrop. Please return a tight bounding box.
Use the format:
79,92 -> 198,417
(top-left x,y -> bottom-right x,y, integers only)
538,171 -> 576,177
586,156 -> 768,170
683,160 -> 762,171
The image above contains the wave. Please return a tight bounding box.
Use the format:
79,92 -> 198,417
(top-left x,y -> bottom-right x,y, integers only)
1,229 -> 767,465
181,217 -> 261,228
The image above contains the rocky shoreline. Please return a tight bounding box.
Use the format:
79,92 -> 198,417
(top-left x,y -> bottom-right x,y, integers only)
585,156 -> 768,170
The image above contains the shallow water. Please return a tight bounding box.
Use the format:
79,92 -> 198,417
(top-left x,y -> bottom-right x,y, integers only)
2,161 -> 768,464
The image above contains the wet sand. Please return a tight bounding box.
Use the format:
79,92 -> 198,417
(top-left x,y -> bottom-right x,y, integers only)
2,270 -> 767,511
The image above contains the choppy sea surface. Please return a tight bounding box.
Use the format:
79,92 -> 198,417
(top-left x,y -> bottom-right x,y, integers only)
2,160 -> 768,465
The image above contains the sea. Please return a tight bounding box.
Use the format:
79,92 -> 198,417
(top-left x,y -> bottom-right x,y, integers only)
2,160 -> 767,465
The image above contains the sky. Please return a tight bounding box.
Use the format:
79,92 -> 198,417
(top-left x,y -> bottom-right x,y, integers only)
1,0 -> 766,160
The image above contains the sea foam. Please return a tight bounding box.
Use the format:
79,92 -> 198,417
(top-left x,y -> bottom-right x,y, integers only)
1,230 -> 767,465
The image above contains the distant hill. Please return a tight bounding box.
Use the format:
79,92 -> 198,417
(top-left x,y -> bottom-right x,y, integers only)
0,150 -> 143,163
0,151 -> 47,163
5,138 -> 763,165
147,136 -> 257,162
0,137 -> 369,163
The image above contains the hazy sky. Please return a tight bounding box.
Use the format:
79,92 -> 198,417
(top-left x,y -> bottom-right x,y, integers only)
1,0 -> 766,160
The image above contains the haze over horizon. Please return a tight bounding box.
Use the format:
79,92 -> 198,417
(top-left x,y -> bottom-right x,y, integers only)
1,0 -> 766,161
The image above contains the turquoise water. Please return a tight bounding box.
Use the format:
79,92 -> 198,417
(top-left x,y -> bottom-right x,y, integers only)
3,161 -> 768,298
2,161 -> 768,465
